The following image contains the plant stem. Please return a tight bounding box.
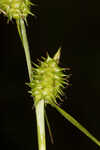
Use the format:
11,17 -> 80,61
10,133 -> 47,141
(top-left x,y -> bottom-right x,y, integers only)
45,110 -> 54,144
19,18 -> 32,81
35,100 -> 46,150
52,103 -> 100,147
17,19 -> 46,150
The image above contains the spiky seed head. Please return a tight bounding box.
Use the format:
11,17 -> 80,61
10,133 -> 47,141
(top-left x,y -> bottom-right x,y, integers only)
0,0 -> 33,20
27,50 -> 69,106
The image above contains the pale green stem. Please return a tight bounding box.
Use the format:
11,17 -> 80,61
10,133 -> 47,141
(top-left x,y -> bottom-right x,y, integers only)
35,100 -> 46,150
16,19 -> 46,150
18,18 -> 32,81
45,110 -> 54,144
51,103 -> 100,147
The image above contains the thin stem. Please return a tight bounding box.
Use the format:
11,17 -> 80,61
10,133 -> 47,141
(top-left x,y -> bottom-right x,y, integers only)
16,19 -> 46,150
35,100 -> 46,150
51,103 -> 100,147
18,18 -> 32,81
45,110 -> 54,144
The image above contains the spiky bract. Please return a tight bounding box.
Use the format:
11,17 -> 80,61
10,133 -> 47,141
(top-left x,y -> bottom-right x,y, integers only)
0,0 -> 33,20
28,53 -> 68,106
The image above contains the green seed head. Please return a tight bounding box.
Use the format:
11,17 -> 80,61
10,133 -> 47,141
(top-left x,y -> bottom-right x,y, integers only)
0,0 -> 33,20
28,49 -> 69,106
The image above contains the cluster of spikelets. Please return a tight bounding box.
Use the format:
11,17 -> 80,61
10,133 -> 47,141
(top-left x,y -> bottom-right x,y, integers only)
0,0 -> 33,20
28,50 -> 69,106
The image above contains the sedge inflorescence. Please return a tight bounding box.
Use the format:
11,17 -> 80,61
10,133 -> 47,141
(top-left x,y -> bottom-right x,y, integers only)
0,0 -> 33,20
28,52 -> 69,106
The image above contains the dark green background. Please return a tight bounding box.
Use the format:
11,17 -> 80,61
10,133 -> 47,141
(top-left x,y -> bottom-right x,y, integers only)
0,0 -> 100,150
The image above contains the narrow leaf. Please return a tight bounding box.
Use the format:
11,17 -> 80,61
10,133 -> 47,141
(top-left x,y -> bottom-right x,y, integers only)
51,103 -> 100,147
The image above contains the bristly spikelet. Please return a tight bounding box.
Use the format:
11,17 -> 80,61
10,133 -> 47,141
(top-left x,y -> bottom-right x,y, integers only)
28,49 -> 69,106
0,0 -> 33,20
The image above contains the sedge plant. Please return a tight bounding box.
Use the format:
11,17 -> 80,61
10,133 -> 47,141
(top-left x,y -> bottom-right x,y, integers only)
0,0 -> 100,150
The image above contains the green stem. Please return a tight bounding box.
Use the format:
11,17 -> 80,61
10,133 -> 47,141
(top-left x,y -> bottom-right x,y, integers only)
17,18 -> 32,81
35,100 -> 46,150
51,103 -> 100,147
16,19 -> 46,150
45,110 -> 54,144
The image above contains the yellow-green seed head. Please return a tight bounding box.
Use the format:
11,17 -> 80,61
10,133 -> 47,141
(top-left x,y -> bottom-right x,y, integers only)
0,0 -> 33,20
28,49 -> 69,106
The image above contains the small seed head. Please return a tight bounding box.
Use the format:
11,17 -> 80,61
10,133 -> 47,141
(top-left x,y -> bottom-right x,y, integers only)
28,50 -> 69,106
0,0 -> 33,20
